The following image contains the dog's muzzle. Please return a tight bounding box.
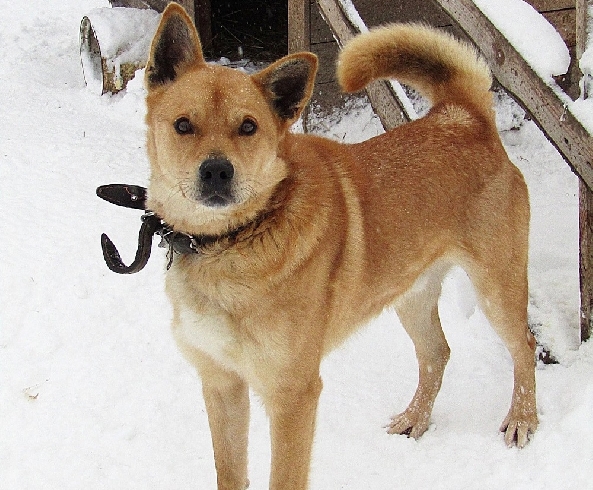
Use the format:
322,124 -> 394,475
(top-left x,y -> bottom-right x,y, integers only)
198,157 -> 235,207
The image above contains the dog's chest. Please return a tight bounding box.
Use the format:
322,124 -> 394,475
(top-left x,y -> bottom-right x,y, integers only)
175,305 -> 242,372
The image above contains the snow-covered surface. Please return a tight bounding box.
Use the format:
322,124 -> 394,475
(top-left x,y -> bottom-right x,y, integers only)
85,7 -> 160,63
80,7 -> 160,95
473,0 -> 570,79
473,0 -> 593,135
1,1 -> 592,489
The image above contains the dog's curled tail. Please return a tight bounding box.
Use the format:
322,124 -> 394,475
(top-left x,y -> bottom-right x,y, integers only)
337,24 -> 493,114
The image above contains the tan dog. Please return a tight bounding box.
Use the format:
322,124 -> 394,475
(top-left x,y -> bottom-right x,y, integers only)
144,4 -> 538,489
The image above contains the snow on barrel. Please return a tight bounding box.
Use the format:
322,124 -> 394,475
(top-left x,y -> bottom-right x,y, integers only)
80,7 -> 160,94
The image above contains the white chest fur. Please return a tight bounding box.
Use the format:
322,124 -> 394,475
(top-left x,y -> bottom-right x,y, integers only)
174,304 -> 242,373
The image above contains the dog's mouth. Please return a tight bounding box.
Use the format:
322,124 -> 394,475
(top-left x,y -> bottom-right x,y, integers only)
199,193 -> 234,208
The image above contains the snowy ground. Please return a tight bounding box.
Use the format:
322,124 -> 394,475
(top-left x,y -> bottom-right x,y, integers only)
1,1 -> 592,489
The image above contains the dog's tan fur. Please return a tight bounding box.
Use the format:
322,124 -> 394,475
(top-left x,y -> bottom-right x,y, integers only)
144,5 -> 538,489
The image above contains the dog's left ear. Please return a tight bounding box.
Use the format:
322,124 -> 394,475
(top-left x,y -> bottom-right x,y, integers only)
145,3 -> 206,90
253,53 -> 318,125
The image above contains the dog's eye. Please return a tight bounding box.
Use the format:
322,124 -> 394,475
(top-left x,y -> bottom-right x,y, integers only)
174,117 -> 194,135
239,118 -> 257,136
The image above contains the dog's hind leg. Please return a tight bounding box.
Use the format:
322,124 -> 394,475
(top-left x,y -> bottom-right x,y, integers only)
464,254 -> 538,448
462,169 -> 537,447
389,262 -> 450,439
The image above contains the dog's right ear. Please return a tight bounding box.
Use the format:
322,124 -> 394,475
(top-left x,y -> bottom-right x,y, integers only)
146,3 -> 205,90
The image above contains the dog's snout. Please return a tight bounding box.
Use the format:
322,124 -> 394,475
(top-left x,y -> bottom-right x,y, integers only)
198,158 -> 235,207
200,158 -> 235,184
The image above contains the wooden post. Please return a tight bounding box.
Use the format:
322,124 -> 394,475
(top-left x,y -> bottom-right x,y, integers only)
580,182 -> 593,342
289,0 -> 312,130
288,0 -> 311,53
577,0 -> 592,342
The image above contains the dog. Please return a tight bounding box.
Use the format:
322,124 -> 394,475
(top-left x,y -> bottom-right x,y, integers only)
143,4 -> 538,489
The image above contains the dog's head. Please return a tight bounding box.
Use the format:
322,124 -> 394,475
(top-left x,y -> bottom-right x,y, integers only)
144,4 -> 317,236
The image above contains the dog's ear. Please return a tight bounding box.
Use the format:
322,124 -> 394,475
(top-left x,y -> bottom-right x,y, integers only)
253,53 -> 318,124
146,3 -> 205,90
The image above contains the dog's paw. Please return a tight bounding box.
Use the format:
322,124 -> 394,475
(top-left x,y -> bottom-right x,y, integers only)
385,408 -> 431,439
500,408 -> 538,448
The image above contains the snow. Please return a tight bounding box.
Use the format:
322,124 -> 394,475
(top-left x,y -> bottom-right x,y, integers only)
338,0 -> 369,34
84,7 -> 160,62
80,7 -> 160,94
474,0 -> 593,135
473,0 -> 570,79
1,1 -> 592,489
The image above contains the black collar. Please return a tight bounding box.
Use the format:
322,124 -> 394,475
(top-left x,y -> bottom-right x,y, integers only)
154,212 -> 261,269
97,183 -> 267,274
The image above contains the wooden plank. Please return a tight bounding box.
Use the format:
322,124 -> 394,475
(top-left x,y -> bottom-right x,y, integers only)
435,0 -> 593,191
576,0 -> 588,59
356,0 -> 451,26
311,0 -> 336,44
576,0 -> 592,342
528,0 -> 574,12
289,0 -> 311,53
289,0 -> 312,130
316,0 -> 409,129
579,180 -> 593,342
312,41 -> 339,84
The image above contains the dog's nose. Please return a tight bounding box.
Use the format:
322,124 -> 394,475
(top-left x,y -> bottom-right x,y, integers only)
199,158 -> 235,184
198,158 -> 235,206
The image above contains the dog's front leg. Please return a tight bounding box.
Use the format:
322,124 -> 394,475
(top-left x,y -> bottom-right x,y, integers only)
197,356 -> 250,490
266,376 -> 323,490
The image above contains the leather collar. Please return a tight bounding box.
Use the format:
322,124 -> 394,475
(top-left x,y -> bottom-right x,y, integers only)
97,183 -> 259,274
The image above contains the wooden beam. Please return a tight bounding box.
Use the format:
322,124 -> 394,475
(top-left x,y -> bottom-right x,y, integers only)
316,0 -> 409,129
288,0 -> 312,130
576,0 -> 592,342
576,0 -> 588,60
529,0 -> 575,12
579,180 -> 593,342
288,0 -> 311,53
434,0 -> 593,192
